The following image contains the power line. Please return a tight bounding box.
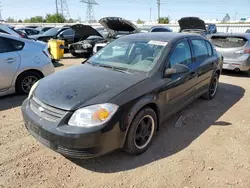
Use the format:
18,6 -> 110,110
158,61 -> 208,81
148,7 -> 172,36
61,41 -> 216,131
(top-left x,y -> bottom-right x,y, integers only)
80,0 -> 99,23
55,0 -> 70,19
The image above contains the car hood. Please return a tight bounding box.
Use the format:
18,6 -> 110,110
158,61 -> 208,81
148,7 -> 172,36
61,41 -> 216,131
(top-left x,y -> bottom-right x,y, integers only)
178,17 -> 206,32
34,64 -> 146,111
70,24 -> 103,40
99,17 -> 140,36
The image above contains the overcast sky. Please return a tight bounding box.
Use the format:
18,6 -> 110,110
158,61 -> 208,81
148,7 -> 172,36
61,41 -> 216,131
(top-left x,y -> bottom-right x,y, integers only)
1,0 -> 250,21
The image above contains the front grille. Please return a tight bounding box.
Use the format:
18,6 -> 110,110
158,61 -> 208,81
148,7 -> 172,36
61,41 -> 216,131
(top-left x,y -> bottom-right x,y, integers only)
57,145 -> 98,158
30,96 -> 67,122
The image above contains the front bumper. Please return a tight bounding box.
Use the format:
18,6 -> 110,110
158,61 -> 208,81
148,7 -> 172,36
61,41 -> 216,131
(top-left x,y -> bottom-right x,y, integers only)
21,99 -> 125,159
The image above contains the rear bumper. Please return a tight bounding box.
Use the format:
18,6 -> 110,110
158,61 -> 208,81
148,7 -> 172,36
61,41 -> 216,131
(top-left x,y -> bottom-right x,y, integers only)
21,99 -> 125,159
222,58 -> 250,72
42,62 -> 55,76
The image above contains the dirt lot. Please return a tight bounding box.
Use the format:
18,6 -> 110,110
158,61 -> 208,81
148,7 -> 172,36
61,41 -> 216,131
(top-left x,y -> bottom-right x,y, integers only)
0,55 -> 250,188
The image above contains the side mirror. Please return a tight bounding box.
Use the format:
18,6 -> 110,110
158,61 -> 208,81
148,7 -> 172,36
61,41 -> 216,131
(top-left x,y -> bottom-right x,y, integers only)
58,33 -> 64,38
164,63 -> 189,77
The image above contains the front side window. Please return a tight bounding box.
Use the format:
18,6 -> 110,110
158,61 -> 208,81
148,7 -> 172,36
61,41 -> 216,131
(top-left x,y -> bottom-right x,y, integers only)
191,39 -> 208,59
88,38 -> 168,72
169,40 -> 192,66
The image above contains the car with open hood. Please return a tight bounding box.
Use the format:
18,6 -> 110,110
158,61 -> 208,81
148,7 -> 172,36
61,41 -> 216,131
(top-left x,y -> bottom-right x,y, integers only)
68,25 -> 104,58
22,32 -> 222,159
178,17 -> 215,37
92,17 -> 141,54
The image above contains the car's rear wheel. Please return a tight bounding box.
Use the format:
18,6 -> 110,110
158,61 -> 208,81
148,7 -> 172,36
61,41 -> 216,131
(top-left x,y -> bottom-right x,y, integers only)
124,108 -> 157,155
16,71 -> 42,94
202,72 -> 219,100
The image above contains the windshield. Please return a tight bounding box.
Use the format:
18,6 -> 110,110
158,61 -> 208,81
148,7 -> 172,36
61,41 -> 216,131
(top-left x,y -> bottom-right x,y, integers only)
42,27 -> 61,36
88,38 -> 167,73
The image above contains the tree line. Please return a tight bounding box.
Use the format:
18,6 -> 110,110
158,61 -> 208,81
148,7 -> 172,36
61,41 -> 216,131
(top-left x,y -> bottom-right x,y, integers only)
6,13 -> 76,23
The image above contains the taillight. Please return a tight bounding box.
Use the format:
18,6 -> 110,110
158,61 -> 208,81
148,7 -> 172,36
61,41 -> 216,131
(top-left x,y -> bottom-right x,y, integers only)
235,49 -> 250,54
244,49 -> 250,54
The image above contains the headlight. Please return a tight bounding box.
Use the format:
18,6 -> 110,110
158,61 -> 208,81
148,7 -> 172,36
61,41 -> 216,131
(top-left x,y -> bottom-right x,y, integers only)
68,103 -> 119,128
28,80 -> 39,99
82,43 -> 92,48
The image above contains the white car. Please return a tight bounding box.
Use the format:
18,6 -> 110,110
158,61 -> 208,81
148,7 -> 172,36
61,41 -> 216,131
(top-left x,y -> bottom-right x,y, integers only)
0,33 -> 55,97
0,24 -> 21,38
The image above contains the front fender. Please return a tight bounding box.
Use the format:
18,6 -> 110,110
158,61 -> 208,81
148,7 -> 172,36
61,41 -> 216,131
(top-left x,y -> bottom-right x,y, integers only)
120,94 -> 160,147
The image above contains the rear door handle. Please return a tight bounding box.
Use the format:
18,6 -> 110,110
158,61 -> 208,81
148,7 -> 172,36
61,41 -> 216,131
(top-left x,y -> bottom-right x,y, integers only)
5,58 -> 15,64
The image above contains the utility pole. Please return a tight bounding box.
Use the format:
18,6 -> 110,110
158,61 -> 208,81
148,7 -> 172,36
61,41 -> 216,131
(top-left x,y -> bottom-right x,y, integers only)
157,0 -> 160,21
80,0 -> 99,23
55,0 -> 70,19
150,7 -> 152,22
55,0 -> 58,14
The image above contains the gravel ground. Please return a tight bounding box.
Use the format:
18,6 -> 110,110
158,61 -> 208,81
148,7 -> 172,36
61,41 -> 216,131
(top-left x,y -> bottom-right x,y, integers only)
0,55 -> 250,188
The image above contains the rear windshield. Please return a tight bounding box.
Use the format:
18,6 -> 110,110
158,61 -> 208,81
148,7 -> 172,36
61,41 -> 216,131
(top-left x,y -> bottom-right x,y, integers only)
211,36 -> 247,48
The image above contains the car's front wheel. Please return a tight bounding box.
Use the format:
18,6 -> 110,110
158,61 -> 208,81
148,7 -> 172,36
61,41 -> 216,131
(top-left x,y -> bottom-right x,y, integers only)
124,108 -> 157,155
202,72 -> 219,100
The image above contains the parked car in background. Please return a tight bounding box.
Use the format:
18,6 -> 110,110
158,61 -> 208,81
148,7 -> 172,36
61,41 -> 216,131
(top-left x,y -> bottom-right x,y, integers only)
16,28 -> 40,36
178,17 -> 207,37
246,29 -> 250,33
0,24 -> 23,38
210,33 -> 250,73
35,26 -> 54,34
22,32 -> 222,159
93,17 -> 141,54
206,23 -> 217,34
68,24 -> 104,57
149,26 -> 173,32
0,33 -> 54,96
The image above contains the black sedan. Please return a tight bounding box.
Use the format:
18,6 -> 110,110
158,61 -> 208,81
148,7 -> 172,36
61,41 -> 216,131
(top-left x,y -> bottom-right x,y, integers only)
22,32 -> 223,159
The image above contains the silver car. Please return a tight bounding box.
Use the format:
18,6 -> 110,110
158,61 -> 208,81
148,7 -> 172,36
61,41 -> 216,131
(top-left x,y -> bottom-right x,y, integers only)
210,33 -> 250,72
0,33 -> 55,97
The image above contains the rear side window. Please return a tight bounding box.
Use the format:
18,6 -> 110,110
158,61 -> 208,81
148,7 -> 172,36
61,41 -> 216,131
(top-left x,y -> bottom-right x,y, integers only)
206,41 -> 213,56
211,36 -> 247,48
0,37 -> 24,53
0,37 -> 13,53
191,39 -> 208,59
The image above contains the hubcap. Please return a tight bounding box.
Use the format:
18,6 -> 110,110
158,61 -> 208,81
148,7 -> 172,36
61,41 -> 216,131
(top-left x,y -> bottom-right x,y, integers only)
21,76 -> 38,93
134,115 -> 155,149
210,76 -> 218,96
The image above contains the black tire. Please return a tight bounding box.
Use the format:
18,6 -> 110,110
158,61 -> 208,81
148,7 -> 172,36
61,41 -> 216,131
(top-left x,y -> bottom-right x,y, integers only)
202,72 -> 219,100
124,108 -> 157,155
16,71 -> 42,94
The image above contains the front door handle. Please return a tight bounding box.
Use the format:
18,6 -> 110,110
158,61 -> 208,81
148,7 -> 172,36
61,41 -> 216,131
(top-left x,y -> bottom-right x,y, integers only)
5,58 -> 15,64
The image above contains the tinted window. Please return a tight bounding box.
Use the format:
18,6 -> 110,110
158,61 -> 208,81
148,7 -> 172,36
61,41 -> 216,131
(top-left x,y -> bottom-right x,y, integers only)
60,29 -> 74,36
0,37 -> 24,53
0,37 -> 13,53
211,36 -> 247,48
151,28 -> 171,32
206,41 -> 213,56
191,39 -> 208,59
169,41 -> 192,66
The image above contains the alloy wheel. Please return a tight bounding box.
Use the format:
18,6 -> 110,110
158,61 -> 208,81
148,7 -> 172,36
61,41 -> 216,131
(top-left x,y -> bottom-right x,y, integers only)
21,76 -> 38,93
134,115 -> 155,149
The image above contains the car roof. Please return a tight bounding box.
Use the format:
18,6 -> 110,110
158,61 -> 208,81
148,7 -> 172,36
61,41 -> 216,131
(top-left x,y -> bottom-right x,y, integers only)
211,33 -> 250,39
120,32 -> 204,42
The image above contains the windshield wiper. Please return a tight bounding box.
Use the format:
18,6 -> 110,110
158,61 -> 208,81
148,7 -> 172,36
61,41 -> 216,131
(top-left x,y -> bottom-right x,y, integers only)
95,64 -> 132,74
